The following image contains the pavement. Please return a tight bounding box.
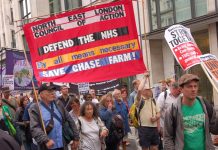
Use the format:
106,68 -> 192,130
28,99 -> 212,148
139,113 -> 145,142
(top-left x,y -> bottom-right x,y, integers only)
119,127 -> 141,150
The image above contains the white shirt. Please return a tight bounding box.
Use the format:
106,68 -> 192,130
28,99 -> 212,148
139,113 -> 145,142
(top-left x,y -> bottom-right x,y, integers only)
79,117 -> 101,150
157,90 -> 181,128
92,98 -> 99,104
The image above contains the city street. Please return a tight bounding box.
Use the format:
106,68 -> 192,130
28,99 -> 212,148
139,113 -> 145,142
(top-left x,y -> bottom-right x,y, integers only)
126,127 -> 140,150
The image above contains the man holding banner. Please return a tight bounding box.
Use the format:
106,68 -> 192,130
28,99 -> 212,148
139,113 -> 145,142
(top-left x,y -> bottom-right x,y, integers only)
164,74 -> 218,150
29,83 -> 79,150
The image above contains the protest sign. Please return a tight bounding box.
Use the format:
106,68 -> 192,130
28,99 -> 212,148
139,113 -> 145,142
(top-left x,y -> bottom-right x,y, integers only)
5,50 -> 37,90
165,24 -> 202,70
200,54 -> 218,83
3,75 -> 14,90
78,83 -> 90,94
23,0 -> 146,83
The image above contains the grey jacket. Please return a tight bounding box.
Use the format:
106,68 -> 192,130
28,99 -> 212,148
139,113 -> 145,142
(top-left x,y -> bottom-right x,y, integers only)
29,100 -> 80,150
164,97 -> 218,150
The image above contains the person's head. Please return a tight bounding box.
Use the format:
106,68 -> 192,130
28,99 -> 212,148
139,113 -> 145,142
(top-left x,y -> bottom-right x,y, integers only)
60,85 -> 69,96
100,93 -> 113,108
141,84 -> 153,99
121,88 -> 128,100
70,98 -> 80,112
83,93 -> 92,101
80,101 -> 98,119
19,96 -> 29,108
89,88 -> 96,98
166,78 -> 175,87
169,82 -> 181,97
179,74 -> 200,101
132,79 -> 140,90
38,83 -> 56,103
31,89 -> 38,102
141,88 -> 153,99
159,80 -> 167,92
2,87 -> 10,99
112,89 -> 122,101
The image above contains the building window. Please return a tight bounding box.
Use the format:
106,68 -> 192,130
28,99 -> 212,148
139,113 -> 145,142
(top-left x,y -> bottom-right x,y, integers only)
10,8 -> 14,25
22,35 -> 29,51
160,0 -> 174,27
49,0 -> 61,15
3,33 -> 6,46
195,0 -> 207,17
149,0 -> 208,31
149,0 -> 158,30
20,0 -> 31,24
65,0 -> 82,10
11,30 -> 16,48
175,0 -> 191,22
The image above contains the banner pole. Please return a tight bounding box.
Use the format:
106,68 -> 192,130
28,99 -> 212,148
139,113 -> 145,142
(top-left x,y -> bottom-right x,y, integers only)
142,0 -> 153,116
142,0 -> 151,86
22,49 -> 47,134
200,62 -> 218,94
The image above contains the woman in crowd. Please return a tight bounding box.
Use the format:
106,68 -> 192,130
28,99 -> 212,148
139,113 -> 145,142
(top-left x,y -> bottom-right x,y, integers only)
99,93 -> 124,150
78,101 -> 108,150
121,88 -> 129,110
69,98 -> 80,125
15,96 -> 30,149
99,93 -> 115,129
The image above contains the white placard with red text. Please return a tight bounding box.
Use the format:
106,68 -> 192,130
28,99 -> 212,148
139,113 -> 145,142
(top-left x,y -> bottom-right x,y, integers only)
165,24 -> 202,70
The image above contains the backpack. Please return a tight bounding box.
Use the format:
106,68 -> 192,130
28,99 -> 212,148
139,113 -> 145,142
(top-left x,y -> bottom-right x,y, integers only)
106,114 -> 125,145
129,98 -> 156,128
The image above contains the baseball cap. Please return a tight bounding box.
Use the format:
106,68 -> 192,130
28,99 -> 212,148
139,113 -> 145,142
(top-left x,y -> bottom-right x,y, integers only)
38,83 -> 56,94
178,74 -> 200,86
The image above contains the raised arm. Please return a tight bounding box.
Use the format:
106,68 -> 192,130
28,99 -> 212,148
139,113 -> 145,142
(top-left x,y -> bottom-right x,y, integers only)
135,72 -> 150,107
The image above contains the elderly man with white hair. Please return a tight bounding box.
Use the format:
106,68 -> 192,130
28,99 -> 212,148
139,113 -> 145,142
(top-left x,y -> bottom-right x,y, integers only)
113,89 -> 130,150
135,73 -> 160,150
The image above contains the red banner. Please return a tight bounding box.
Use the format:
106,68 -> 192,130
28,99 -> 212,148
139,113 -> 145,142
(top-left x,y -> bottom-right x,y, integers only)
23,0 -> 146,83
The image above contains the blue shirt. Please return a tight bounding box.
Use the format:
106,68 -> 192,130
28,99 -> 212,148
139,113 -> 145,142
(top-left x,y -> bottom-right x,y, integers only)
114,100 -> 130,134
40,102 -> 63,149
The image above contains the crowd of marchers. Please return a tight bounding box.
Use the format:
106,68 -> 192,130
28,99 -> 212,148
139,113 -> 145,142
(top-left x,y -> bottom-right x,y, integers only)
0,73 -> 218,150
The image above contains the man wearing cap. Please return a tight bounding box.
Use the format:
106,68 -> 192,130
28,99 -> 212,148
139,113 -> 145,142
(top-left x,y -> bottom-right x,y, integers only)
29,83 -> 79,150
157,81 -> 181,136
164,74 -> 218,150
135,74 -> 160,150
57,85 -> 73,112
2,86 -> 18,119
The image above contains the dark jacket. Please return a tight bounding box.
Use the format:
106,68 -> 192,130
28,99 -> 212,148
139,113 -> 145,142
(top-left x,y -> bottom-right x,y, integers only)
0,129 -> 20,150
29,100 -> 79,150
57,95 -> 72,112
114,100 -> 131,134
164,97 -> 218,150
